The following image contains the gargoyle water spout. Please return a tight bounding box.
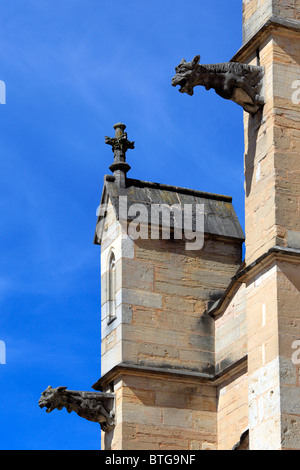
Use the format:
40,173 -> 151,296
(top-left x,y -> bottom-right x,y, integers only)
172,55 -> 264,114
39,386 -> 115,432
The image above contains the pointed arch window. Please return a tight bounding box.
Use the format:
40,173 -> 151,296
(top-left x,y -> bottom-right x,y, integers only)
108,251 -> 116,323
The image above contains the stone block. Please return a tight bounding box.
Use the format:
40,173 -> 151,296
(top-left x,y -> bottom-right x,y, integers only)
138,342 -> 180,359
162,408 -> 193,429
281,413 -> 300,450
120,288 -> 163,309
281,385 -> 300,415
122,259 -> 154,291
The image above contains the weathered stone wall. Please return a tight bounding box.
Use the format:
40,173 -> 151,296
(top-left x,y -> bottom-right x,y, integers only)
245,262 -> 281,449
273,29 -> 300,250
102,372 -> 217,450
214,284 -> 248,450
215,284 -> 247,374
121,236 -> 242,375
100,200 -> 243,449
100,198 -> 242,376
241,2 -> 300,448
243,36 -> 276,265
217,372 -> 249,450
277,259 -> 300,450
243,28 -> 300,263
100,199 -> 136,376
244,258 -> 300,450
243,0 -> 300,42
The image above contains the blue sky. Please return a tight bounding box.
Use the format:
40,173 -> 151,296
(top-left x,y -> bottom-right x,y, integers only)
0,1 -> 245,449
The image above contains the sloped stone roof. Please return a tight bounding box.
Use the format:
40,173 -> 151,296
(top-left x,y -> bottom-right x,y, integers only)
94,175 -> 244,245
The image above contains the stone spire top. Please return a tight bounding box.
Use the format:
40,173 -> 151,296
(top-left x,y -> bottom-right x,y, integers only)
105,123 -> 135,188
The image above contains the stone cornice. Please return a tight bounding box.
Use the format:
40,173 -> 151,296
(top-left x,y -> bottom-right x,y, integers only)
231,15 -> 300,64
92,356 -> 248,391
208,245 -> 300,318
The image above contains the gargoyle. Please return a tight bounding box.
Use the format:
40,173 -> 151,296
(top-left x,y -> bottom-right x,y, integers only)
172,55 -> 264,114
39,386 -> 115,432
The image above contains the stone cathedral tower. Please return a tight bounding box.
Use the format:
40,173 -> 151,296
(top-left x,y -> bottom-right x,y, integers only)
39,0 -> 300,451
92,0 -> 300,451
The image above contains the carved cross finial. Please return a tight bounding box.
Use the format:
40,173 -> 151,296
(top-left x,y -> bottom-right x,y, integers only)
105,123 -> 134,187
105,122 -> 134,164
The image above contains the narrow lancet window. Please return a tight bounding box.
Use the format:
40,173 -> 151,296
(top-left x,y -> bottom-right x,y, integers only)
108,252 -> 116,323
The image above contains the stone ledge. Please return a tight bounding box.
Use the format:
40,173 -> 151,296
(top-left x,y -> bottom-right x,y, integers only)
92,356 -> 248,391
232,15 -> 300,64
208,245 -> 300,318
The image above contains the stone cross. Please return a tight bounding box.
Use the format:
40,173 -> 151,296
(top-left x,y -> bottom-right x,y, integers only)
105,123 -> 134,187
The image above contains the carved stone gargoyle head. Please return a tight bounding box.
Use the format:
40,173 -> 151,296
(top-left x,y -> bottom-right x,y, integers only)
171,55 -> 201,96
39,385 -> 67,413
